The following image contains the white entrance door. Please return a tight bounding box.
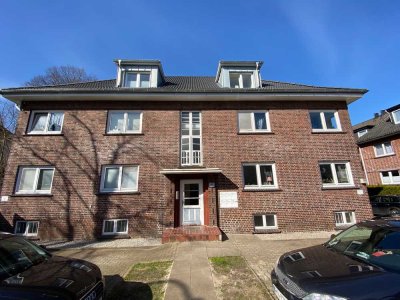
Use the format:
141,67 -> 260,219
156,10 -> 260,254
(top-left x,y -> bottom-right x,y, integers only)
180,179 -> 204,225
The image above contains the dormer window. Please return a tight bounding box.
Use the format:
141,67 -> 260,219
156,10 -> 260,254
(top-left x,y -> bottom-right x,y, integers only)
216,61 -> 263,89
124,72 -> 150,88
229,72 -> 253,88
393,109 -> 400,124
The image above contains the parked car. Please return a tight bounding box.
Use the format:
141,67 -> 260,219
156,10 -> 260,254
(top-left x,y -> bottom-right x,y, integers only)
370,195 -> 400,216
0,233 -> 103,299
271,217 -> 400,300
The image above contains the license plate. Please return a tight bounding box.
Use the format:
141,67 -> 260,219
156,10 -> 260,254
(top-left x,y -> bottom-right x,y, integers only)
273,284 -> 288,300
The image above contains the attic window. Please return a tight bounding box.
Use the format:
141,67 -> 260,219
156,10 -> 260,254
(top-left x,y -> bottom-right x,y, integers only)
357,129 -> 368,137
229,72 -> 253,88
393,109 -> 400,124
124,72 -> 150,88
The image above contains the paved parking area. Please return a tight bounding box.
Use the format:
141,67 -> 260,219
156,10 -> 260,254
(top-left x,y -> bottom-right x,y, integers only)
54,233 -> 330,299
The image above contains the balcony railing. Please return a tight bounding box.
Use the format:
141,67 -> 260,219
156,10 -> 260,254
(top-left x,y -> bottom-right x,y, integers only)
181,150 -> 202,166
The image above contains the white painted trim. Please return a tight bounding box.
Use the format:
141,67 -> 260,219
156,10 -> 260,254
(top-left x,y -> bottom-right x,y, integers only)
15,221 -> 39,237
180,179 -> 204,225
380,170 -> 400,185
254,214 -> 278,230
100,165 -> 139,193
102,219 -> 129,235
242,163 -> 278,189
228,71 -> 255,88
160,168 -> 222,174
106,111 -> 143,134
334,211 -> 356,226
122,71 -> 152,88
238,111 -> 271,133
393,109 -> 400,124
15,167 -> 55,194
4,93 -> 365,104
310,110 -> 342,132
27,111 -> 64,135
180,111 -> 202,166
319,162 -> 354,187
358,147 -> 369,185
374,141 -> 394,157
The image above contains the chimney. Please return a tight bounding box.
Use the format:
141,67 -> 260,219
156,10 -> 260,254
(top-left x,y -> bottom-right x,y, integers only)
374,113 -> 379,118
380,110 -> 385,116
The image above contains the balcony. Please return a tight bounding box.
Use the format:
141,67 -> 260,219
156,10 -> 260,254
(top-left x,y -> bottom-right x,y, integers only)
181,150 -> 202,166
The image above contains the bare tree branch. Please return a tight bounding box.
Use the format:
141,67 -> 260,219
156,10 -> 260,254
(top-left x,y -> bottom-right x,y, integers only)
24,66 -> 97,87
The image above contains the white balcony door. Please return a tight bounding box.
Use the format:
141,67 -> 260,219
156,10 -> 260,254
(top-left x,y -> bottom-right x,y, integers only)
181,111 -> 202,166
180,179 -> 204,225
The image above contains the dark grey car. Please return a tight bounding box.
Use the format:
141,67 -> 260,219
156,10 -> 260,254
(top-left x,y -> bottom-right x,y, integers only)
370,195 -> 400,216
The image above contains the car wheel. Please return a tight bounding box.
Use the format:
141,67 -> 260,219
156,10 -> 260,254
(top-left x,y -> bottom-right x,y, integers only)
390,208 -> 400,215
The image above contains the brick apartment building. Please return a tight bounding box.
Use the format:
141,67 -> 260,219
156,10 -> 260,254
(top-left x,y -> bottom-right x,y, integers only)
0,59 -> 373,241
353,104 -> 400,186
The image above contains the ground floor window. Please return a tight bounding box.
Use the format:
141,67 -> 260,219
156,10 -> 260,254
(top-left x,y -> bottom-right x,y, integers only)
15,167 -> 55,194
334,211 -> 356,227
243,163 -> 278,189
15,221 -> 39,236
381,170 -> 400,184
253,214 -> 278,229
319,162 -> 353,187
100,165 -> 139,193
102,219 -> 128,235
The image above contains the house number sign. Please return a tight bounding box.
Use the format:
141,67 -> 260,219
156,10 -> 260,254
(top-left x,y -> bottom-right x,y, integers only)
219,191 -> 238,208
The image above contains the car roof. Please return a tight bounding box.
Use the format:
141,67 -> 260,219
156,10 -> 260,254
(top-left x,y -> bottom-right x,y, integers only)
0,232 -> 14,239
361,217 -> 400,230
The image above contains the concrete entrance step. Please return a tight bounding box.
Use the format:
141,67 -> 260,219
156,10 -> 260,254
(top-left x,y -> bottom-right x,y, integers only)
162,225 -> 222,243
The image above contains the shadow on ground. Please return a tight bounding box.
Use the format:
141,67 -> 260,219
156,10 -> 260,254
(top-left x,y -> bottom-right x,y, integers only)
105,275 -> 152,300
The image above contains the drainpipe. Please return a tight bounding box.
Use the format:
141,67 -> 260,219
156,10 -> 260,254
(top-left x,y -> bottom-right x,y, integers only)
116,59 -> 122,87
256,62 -> 261,88
359,146 -> 369,185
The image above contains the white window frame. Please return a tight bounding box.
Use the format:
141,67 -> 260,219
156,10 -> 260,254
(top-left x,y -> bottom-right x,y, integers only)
27,111 -> 64,134
254,214 -> 278,230
15,221 -> 39,237
102,219 -> 128,235
319,162 -> 354,187
100,165 -> 139,193
392,109 -> 400,124
123,72 -> 151,88
229,72 -> 254,88
357,129 -> 368,137
380,170 -> 400,185
238,111 -> 271,133
15,167 -> 55,194
242,163 -> 278,190
106,111 -> 143,134
334,211 -> 356,227
374,142 -> 394,157
309,110 -> 342,132
181,111 -> 202,166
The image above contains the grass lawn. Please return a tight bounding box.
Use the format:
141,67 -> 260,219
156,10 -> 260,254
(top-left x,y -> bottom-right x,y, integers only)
209,256 -> 272,300
107,260 -> 173,300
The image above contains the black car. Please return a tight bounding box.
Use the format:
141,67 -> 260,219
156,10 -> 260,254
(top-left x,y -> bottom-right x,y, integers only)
0,233 -> 103,299
271,218 -> 400,300
370,195 -> 400,216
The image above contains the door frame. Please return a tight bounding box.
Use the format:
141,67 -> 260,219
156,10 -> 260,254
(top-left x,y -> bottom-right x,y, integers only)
180,179 -> 204,225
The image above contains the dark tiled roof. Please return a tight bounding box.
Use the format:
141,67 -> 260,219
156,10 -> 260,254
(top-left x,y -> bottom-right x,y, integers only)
356,112 -> 400,145
0,77 -> 367,94
352,115 -> 387,131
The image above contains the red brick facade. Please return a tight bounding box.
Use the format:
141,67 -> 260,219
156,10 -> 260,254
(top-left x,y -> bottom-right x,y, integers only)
359,136 -> 400,185
0,100 -> 373,240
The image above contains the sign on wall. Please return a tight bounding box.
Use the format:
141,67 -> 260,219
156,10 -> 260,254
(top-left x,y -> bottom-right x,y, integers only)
219,191 -> 238,208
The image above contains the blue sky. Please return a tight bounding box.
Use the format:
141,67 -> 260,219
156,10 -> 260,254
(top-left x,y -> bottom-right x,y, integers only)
1,0 -> 399,125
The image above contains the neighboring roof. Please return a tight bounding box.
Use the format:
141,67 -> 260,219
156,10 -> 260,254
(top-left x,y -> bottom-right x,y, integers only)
355,111 -> 400,145
0,77 -> 367,95
353,114 -> 388,131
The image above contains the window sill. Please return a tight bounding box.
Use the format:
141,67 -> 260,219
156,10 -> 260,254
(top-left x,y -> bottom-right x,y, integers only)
243,188 -> 281,192
375,153 -> 396,159
99,234 -> 130,239
237,131 -> 274,135
11,194 -> 53,197
23,133 -> 64,137
335,224 -> 354,230
97,192 -> 141,195
253,228 -> 281,234
321,185 -> 357,190
311,130 -> 345,134
104,133 -> 144,136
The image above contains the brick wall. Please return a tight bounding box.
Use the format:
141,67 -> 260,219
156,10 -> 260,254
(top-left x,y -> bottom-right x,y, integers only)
0,100 -> 373,240
359,136 -> 400,185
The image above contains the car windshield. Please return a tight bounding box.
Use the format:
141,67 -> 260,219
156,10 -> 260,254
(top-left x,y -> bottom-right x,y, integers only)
0,236 -> 51,281
326,224 -> 400,272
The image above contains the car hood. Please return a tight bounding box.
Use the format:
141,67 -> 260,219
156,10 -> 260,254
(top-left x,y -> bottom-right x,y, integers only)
278,245 -> 400,299
1,255 -> 102,298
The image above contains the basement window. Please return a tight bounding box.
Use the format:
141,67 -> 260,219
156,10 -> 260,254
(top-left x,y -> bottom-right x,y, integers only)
254,214 -> 278,230
15,221 -> 39,237
102,219 -> 128,235
334,211 -> 356,227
